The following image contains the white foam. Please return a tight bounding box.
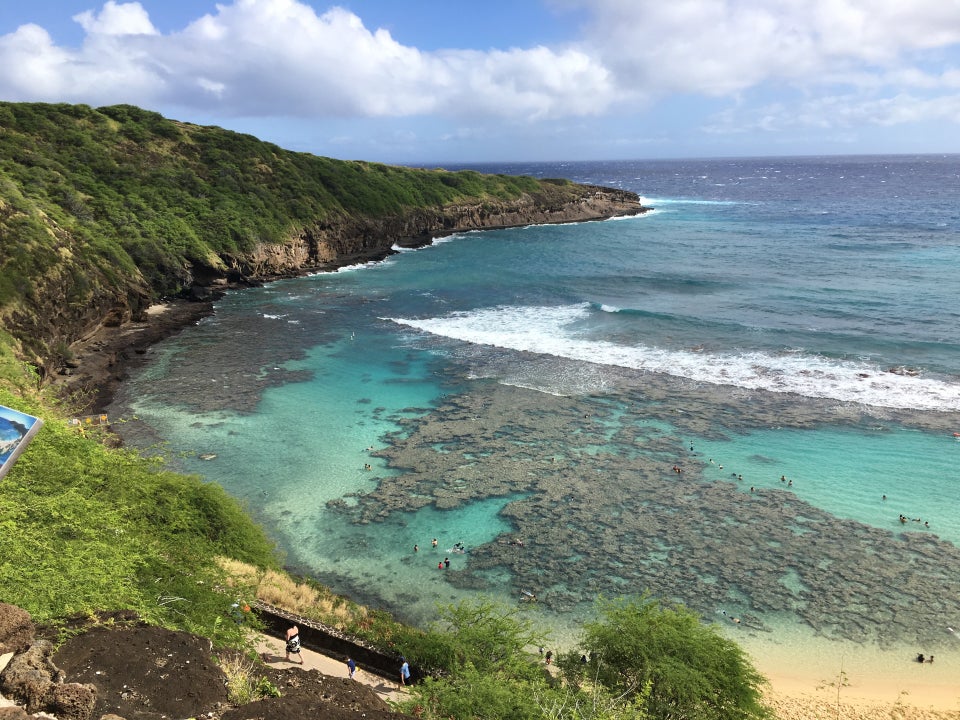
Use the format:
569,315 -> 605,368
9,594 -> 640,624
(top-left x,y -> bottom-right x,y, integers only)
332,259 -> 384,273
386,304 -> 960,411
390,234 -> 464,255
638,196 -> 740,206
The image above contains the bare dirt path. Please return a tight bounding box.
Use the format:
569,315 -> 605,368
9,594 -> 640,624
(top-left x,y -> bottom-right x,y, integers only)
254,633 -> 409,704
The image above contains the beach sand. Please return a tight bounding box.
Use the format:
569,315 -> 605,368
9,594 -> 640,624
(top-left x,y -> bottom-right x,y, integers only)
763,689 -> 959,720
754,642 -> 960,719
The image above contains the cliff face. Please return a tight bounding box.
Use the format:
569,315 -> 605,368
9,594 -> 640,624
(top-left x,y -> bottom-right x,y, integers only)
40,185 -> 642,407
3,185 -> 642,387
222,185 -> 642,277
6,182 -> 643,383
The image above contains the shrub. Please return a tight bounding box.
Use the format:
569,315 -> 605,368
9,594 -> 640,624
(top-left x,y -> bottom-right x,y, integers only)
574,596 -> 771,720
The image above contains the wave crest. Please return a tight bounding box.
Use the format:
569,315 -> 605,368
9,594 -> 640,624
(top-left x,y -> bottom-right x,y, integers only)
385,304 -> 960,411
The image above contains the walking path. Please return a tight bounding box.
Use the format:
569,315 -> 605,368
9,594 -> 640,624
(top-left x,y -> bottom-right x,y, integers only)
254,633 -> 408,704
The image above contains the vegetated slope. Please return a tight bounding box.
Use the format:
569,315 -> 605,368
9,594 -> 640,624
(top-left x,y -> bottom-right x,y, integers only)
0,102 -> 641,373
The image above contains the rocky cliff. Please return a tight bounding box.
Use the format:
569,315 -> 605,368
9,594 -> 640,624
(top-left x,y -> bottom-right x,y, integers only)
226,186 -> 642,277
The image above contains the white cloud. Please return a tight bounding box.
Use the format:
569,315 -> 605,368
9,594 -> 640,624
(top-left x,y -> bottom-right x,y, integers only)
0,25 -> 74,98
73,1 -> 158,36
0,0 -> 617,121
569,0 -> 960,95
0,0 -> 958,148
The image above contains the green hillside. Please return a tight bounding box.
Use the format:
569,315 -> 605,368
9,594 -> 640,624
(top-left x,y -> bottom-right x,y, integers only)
0,101 -> 585,367
0,100 -> 580,639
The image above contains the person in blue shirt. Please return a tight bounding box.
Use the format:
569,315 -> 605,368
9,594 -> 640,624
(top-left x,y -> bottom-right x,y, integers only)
400,658 -> 411,686
346,656 -> 357,679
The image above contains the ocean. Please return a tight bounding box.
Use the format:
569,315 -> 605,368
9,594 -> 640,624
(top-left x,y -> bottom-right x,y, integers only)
109,155 -> 960,678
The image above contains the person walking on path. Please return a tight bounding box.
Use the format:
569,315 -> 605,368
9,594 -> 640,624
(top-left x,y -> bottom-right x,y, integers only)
285,625 -> 303,664
400,657 -> 411,687
346,656 -> 357,679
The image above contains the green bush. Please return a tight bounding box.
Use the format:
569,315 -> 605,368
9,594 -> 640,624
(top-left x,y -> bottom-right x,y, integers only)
574,596 -> 771,720
408,669 -> 543,720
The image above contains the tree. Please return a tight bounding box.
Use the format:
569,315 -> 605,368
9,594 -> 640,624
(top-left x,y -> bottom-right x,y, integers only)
430,597 -> 545,675
575,596 -> 771,720
395,598 -> 549,720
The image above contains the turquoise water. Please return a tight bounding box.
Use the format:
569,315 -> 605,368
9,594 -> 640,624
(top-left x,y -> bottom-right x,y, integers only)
110,156 -> 960,666
695,427 -> 960,545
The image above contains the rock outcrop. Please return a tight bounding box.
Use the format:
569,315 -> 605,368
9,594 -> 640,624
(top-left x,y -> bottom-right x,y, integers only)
209,186 -> 642,280
0,638 -> 96,720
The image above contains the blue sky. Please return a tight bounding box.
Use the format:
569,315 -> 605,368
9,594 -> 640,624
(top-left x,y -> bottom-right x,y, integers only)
1,1 -> 959,162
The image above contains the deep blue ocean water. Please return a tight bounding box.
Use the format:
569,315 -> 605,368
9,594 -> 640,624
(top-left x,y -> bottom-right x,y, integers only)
110,155 -> 960,676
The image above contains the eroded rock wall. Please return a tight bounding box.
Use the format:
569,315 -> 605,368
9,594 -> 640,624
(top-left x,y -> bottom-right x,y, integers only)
227,186 -> 642,277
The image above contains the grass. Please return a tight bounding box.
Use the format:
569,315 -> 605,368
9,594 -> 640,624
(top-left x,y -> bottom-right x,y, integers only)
219,558 -> 369,628
219,652 -> 281,704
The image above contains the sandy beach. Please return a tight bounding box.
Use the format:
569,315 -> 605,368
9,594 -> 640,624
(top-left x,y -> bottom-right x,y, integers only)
752,640 -> 959,719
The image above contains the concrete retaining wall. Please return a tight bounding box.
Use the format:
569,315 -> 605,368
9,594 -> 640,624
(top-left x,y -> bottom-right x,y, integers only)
254,601 -> 417,683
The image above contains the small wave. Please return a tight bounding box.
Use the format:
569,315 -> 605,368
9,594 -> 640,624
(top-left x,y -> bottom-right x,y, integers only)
390,234 -> 465,255
605,213 -> 654,222
333,259 -> 384,273
638,196 -> 740,206
385,304 -> 960,411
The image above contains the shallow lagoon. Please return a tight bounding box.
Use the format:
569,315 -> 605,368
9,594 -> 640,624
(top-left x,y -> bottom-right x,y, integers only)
110,155 -> 960,681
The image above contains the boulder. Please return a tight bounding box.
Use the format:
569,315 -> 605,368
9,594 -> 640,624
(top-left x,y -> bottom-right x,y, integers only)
0,638 -> 97,720
0,605 -> 34,656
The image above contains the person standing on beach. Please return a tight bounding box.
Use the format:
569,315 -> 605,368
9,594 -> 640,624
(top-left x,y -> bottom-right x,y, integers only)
285,625 -> 303,664
346,656 -> 357,679
400,658 -> 411,687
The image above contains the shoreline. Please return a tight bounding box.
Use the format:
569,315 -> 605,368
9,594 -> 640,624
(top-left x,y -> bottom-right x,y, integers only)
54,298 -> 216,413
52,203 -> 653,414
747,640 -> 960,717
54,258 -> 960,719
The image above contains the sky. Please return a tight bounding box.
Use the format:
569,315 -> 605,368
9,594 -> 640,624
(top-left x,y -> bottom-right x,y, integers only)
1,0 -> 959,163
